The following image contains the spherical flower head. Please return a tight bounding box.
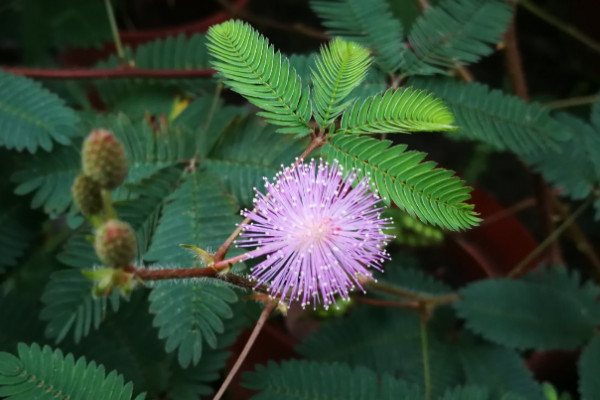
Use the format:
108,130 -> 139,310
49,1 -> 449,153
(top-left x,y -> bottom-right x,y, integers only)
237,159 -> 393,309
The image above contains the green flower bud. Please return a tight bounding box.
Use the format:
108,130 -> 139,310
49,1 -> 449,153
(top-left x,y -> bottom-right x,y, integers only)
71,174 -> 103,216
94,220 -> 137,268
82,129 -> 128,189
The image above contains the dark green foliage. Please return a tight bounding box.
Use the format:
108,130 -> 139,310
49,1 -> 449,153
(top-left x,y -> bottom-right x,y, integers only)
440,386 -> 527,400
0,292 -> 47,353
457,341 -> 544,400
455,267 -> 600,350
579,335 -> 600,400
0,71 -> 80,153
0,343 -> 145,399
401,0 -> 513,75
40,269 -> 120,343
310,0 -> 404,73
148,280 -> 237,368
0,204 -> 34,273
374,256 -> 452,298
410,78 -> 568,155
243,360 -> 424,399
207,20 -> 312,136
323,133 -> 479,230
338,88 -> 456,134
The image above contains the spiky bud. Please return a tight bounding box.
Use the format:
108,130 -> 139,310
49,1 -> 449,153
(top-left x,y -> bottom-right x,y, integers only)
94,220 -> 137,268
71,174 -> 103,216
82,129 -> 127,189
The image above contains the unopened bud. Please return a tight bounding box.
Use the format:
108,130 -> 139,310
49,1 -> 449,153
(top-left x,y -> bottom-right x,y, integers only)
82,129 -> 128,189
94,220 -> 137,268
72,174 -> 103,216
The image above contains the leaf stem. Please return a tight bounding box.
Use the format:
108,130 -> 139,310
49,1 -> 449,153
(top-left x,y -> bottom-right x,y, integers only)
133,252 -> 249,280
367,281 -> 459,306
516,0 -> 600,54
212,301 -> 277,400
508,196 -> 594,277
0,67 -> 215,79
543,95 -> 599,109
353,296 -> 420,309
419,304 -> 432,400
104,0 -> 126,63
101,190 -> 117,220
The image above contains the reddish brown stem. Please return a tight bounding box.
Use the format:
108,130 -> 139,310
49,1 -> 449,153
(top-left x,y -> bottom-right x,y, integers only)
134,252 -> 247,280
212,301 -> 277,400
354,297 -> 420,309
0,66 -> 215,80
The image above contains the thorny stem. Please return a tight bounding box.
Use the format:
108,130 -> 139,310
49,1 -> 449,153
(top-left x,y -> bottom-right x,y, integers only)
0,67 -> 215,79
516,0 -> 600,55
104,0 -> 126,64
367,281 -> 459,306
544,95 -> 599,109
419,304 -> 432,400
212,301 -> 277,400
508,196 -> 594,278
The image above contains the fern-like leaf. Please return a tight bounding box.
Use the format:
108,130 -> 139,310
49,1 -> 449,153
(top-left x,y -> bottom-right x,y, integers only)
0,71 -> 80,153
579,336 -> 600,400
411,77 -> 568,154
207,20 -> 312,136
455,267 -> 600,350
323,133 -> 479,230
310,0 -> 404,73
311,38 -> 371,128
401,0 -> 513,75
40,269 -> 120,343
339,88 -> 456,134
243,360 -> 424,399
0,343 -> 145,399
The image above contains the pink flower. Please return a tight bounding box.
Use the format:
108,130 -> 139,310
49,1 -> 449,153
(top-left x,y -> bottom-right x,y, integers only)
237,159 -> 393,309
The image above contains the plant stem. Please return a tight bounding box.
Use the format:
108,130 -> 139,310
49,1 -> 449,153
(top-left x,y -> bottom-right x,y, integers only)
133,252 -> 249,280
544,95 -> 599,109
0,67 -> 215,79
419,305 -> 432,400
367,281 -> 459,306
353,297 -> 420,309
104,0 -> 126,63
516,0 -> 600,54
213,301 -> 277,400
508,196 -> 594,277
101,190 -> 117,220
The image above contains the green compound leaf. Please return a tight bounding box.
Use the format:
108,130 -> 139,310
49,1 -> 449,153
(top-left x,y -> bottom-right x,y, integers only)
458,341 -> 544,400
455,267 -> 600,350
40,269 -> 120,344
207,20 -> 312,136
0,204 -> 34,273
579,335 -> 600,400
401,0 -> 513,75
440,386 -> 527,400
243,360 -> 424,400
311,38 -> 371,128
338,88 -> 456,134
148,280 -> 237,368
323,133 -> 479,230
310,0 -> 404,74
0,71 -> 80,153
0,343 -> 144,400
410,78 -> 568,155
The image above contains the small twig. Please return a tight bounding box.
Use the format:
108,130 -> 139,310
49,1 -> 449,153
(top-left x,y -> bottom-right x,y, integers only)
353,296 -> 419,309
503,20 -> 530,102
508,196 -> 593,278
216,0 -> 330,41
543,95 -> 599,109
367,281 -> 459,306
419,303 -> 432,400
477,196 -> 538,228
104,0 -> 126,64
213,301 -> 277,400
0,67 -> 215,80
516,0 -> 600,55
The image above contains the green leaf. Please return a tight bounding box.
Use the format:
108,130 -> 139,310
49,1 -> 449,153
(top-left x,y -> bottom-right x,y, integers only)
144,171 -> 240,265
207,20 -> 312,136
323,133 -> 479,230
0,343 -> 144,399
0,71 -> 80,153
440,386 -> 492,400
40,269 -> 120,343
311,38 -> 371,127
203,116 -> 309,206
243,360 -> 424,399
0,204 -> 34,273
310,0 -> 404,73
383,208 -> 444,247
148,280 -> 237,368
455,267 -> 600,350
410,78 -> 568,155
338,88 -> 456,134
458,340 -> 544,400
579,335 -> 600,400
401,0 -> 513,75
